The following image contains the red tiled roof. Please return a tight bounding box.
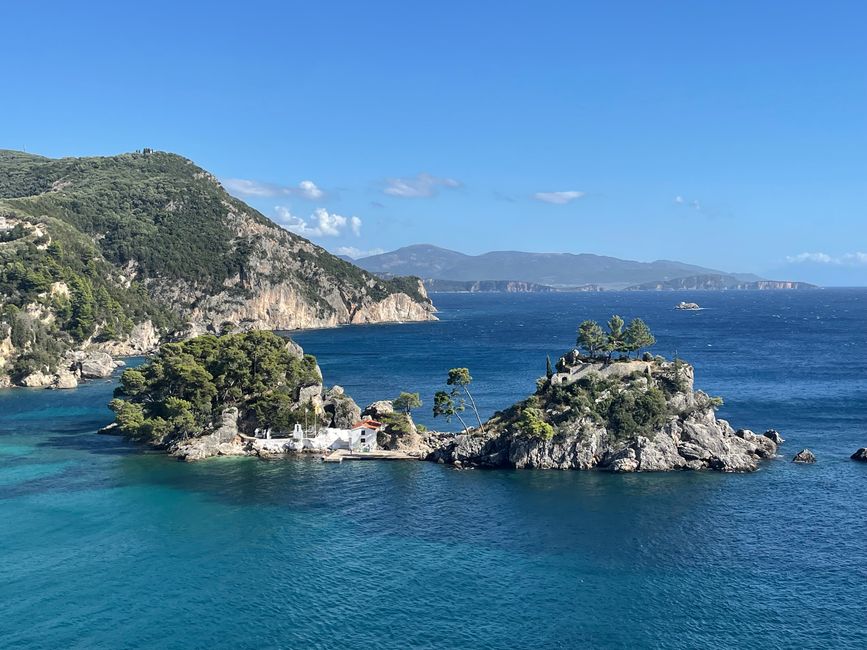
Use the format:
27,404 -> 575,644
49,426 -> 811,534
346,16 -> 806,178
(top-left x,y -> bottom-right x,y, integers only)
352,419 -> 382,429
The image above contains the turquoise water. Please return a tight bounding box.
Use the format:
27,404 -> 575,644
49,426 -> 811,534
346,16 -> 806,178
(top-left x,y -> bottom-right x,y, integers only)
2,290 -> 866,648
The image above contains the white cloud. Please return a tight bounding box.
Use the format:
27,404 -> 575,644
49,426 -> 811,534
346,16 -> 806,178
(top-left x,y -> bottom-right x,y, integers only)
297,180 -> 325,200
383,173 -> 461,198
334,246 -> 385,259
786,252 -> 867,266
674,195 -> 685,204
223,178 -> 327,200
223,178 -> 283,197
273,206 -> 361,238
533,191 -> 585,205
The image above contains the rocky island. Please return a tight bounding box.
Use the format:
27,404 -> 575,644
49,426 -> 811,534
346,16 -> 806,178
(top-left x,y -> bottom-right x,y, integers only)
107,316 -> 782,473
106,330 -> 364,460
427,316 -> 779,472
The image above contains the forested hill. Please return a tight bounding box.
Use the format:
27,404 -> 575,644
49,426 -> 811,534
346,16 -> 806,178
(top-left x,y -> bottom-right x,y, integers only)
0,149 -> 434,386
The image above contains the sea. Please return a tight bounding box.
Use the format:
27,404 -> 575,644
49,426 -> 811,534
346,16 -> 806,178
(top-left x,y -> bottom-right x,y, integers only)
1,290 -> 865,649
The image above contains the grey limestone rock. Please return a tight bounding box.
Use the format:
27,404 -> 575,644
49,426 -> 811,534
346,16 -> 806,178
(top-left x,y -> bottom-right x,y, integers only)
792,449 -> 816,464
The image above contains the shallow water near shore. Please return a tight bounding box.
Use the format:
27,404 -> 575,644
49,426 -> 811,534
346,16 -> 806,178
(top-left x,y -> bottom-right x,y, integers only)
2,290 -> 866,648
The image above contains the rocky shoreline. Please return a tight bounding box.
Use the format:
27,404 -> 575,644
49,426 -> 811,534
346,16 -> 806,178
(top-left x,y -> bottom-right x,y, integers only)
426,418 -> 780,473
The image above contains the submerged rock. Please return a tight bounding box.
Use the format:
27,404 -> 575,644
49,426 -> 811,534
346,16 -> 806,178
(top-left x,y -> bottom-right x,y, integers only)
792,449 -> 816,464
850,448 -> 867,462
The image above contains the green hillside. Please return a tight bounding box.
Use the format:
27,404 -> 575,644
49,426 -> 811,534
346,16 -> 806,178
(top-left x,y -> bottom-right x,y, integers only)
0,149 -> 432,384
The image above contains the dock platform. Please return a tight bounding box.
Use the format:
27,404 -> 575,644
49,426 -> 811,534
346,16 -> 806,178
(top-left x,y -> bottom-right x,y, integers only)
323,449 -> 419,463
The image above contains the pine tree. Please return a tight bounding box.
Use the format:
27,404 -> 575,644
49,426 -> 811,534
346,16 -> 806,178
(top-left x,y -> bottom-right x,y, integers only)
394,391 -> 422,415
446,367 -> 484,433
624,318 -> 656,357
604,315 -> 625,360
577,320 -> 606,358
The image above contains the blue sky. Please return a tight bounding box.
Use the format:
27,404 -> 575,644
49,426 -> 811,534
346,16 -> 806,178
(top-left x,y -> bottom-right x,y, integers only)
1,1 -> 865,284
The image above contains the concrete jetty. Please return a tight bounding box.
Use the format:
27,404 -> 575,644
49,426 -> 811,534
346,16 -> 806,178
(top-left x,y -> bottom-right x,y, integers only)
323,449 -> 419,463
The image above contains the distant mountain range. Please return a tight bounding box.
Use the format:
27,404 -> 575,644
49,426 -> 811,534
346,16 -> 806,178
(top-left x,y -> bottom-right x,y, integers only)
350,244 -> 800,290
421,279 -> 600,293
625,275 -> 817,291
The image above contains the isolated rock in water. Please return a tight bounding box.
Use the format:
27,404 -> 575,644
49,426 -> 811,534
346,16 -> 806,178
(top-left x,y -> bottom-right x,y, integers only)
362,400 -> 394,420
764,429 -> 785,445
792,449 -> 816,463
850,448 -> 867,462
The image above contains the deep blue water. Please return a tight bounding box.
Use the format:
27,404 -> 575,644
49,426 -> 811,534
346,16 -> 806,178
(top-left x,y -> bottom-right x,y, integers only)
2,290 -> 866,649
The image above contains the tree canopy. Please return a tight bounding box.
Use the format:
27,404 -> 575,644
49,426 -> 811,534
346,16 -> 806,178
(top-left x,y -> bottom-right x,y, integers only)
443,367 -> 484,432
433,389 -> 469,432
393,391 -> 422,415
576,315 -> 656,359
110,331 -> 321,445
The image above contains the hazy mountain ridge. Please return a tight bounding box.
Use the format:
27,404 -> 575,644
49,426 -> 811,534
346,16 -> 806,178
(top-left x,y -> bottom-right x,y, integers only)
422,279 -> 599,293
625,274 -> 817,291
354,244 -> 768,289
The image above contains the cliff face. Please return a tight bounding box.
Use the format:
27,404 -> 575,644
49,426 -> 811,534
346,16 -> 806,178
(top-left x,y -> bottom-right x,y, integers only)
0,150 -> 435,386
428,356 -> 780,472
149,197 -> 435,334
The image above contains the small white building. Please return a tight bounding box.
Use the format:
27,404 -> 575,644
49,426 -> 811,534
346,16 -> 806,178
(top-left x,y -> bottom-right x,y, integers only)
350,420 -> 381,452
289,419 -> 381,452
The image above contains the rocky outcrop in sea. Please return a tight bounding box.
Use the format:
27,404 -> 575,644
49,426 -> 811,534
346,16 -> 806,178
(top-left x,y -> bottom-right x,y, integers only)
426,355 -> 781,473
792,449 -> 817,463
